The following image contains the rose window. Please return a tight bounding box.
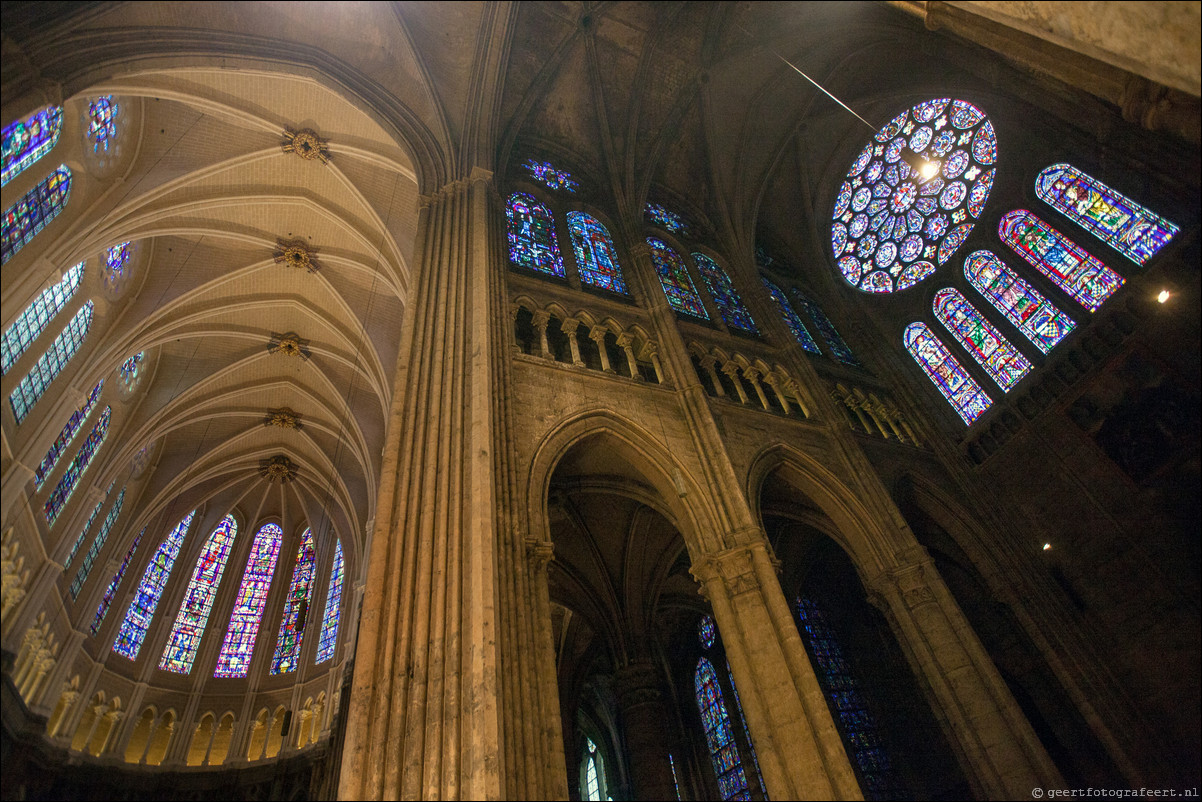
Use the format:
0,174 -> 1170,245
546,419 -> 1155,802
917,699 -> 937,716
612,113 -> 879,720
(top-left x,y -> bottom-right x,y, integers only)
830,98 -> 997,294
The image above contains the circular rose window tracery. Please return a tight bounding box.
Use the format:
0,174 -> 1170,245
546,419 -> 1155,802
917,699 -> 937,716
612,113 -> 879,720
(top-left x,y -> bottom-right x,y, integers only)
830,98 -> 997,294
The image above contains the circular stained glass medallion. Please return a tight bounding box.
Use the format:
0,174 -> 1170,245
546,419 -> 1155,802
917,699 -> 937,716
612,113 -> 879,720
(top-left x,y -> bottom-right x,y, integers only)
831,98 -> 996,294
698,615 -> 716,649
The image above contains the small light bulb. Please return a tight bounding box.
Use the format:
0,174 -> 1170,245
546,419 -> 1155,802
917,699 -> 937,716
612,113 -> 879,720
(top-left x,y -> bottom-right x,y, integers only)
1042,543 -> 1052,551
920,162 -> 939,180
1157,289 -> 1171,303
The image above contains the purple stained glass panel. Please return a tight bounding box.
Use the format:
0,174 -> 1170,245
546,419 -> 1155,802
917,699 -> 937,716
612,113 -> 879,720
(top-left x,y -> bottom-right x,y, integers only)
2,165 -> 71,265
87,96 -> 119,153
645,203 -> 689,235
114,511 -> 195,660
762,278 -> 820,352
904,322 -> 992,424
91,526 -> 146,635
315,540 -> 345,664
648,238 -> 708,319
159,514 -> 239,674
522,158 -> 578,192
695,657 -> 751,801
214,523 -> 283,678
271,529 -> 317,674
2,105 -> 63,187
693,253 -> 757,333
506,192 -> 565,276
35,380 -> 103,490
998,210 -> 1123,312
44,405 -> 110,526
789,288 -> 860,366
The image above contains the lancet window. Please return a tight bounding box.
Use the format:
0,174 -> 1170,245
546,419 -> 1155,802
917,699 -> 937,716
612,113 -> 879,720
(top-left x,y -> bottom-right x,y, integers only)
2,261 -> 84,375
315,540 -> 344,664
506,192 -> 565,277
114,511 -> 196,659
44,406 -> 110,527
695,657 -> 751,801
648,238 -> 708,319
762,277 -> 820,353
788,288 -> 860,366
694,253 -> 757,333
998,210 -> 1123,313
214,523 -> 284,678
2,165 -> 72,265
271,528 -> 317,674
34,380 -> 103,490
90,527 -> 146,635
159,514 -> 239,674
65,486 -> 112,571
567,212 -> 629,294
2,105 -> 63,186
69,488 -> 126,600
963,250 -> 1074,354
932,288 -> 1032,392
903,322 -> 991,424
10,300 -> 94,424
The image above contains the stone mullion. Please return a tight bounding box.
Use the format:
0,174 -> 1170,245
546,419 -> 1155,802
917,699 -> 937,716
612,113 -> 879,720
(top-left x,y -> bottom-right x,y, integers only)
866,553 -> 1062,797
693,542 -> 862,801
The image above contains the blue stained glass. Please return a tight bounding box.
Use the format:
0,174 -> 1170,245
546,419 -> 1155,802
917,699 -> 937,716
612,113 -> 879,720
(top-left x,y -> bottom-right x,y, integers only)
10,300 -> 93,424
566,212 -> 629,294
2,261 -> 84,376
103,241 -> 132,292
933,288 -> 1032,392
506,192 -> 565,277
648,238 -> 709,319
1036,164 -> 1178,265
789,289 -> 860,366
35,380 -> 103,490
964,250 -> 1074,355
90,526 -> 146,635
315,540 -> 345,664
271,529 -> 317,674
724,658 -> 766,798
2,105 -> 63,187
698,614 -> 717,649
999,210 -> 1123,313
522,158 -> 578,192
87,96 -> 119,153
904,322 -> 991,424
69,488 -> 125,600
762,278 -> 820,353
44,406 -> 110,526
119,352 -> 144,391
693,253 -> 757,333
159,514 -> 239,674
114,511 -> 196,660
645,203 -> 689,235
2,165 -> 71,265
695,657 -> 751,801
214,523 -> 284,678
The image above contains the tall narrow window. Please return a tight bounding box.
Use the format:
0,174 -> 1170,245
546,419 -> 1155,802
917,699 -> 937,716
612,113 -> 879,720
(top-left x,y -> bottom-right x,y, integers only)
114,511 -> 195,659
2,165 -> 71,265
523,158 -> 578,192
933,288 -> 1032,392
789,289 -> 860,367
695,657 -> 751,801
796,597 -> 904,800
271,529 -> 317,674
648,238 -> 708,319
214,523 -> 284,678
694,253 -> 757,333
10,300 -> 94,424
90,526 -> 146,635
998,210 -> 1123,312
506,192 -> 565,277
69,487 -> 125,600
159,515 -> 239,674
964,250 -> 1074,354
64,483 -> 113,570
1036,164 -> 1178,265
86,96 -> 119,153
35,380 -> 103,490
762,277 -> 820,353
724,658 -> 767,798
904,322 -> 991,424
566,212 -> 629,294
2,261 -> 85,375
44,405 -> 110,527
581,737 -> 608,801
315,540 -> 344,664
2,105 -> 63,186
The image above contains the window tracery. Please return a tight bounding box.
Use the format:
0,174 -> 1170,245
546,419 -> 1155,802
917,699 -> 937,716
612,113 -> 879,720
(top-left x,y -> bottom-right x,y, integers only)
788,288 -> 860,366
271,528 -> 317,674
2,165 -> 71,265
10,300 -> 94,424
86,96 -> 119,154
2,105 -> 63,187
903,322 -> 991,424
214,523 -> 284,678
645,202 -> 689,235
114,511 -> 195,660
2,261 -> 85,376
522,158 -> 578,192
933,288 -> 1032,392
103,241 -> 133,294
567,212 -> 629,294
693,253 -> 757,333
761,277 -> 820,353
44,406 -> 111,527
159,515 -> 239,674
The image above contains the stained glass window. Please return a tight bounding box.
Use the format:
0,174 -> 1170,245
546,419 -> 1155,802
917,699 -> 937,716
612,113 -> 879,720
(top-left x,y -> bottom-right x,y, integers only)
506,192 -> 565,277
271,529 -> 317,674
724,658 -> 766,798
64,486 -> 111,572
998,210 -> 1123,313
315,540 -> 344,664
964,250 -> 1074,354
87,96 -> 119,153
567,212 -> 629,294
796,597 -> 904,800
2,105 -> 63,187
1036,164 -> 1178,265
35,380 -> 103,490
645,203 -> 689,234
10,300 -> 93,424
648,238 -> 709,319
523,158 -> 578,192
583,738 -> 603,801
159,514 -> 239,674
44,406 -> 110,527
762,277 -> 820,353
831,98 -> 996,294
2,261 -> 84,375
698,614 -> 717,649
69,488 -> 125,600
933,288 -> 1032,392
214,523 -> 284,678
693,253 -> 757,333
2,165 -> 71,265
90,526 -> 146,635
114,511 -> 195,660
695,657 -> 751,801
103,241 -> 132,293
904,322 -> 991,424
789,288 -> 860,366
119,352 -> 144,391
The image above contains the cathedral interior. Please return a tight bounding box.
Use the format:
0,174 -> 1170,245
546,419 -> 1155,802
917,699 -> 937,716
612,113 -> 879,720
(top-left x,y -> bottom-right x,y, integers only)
1,2 -> 1199,800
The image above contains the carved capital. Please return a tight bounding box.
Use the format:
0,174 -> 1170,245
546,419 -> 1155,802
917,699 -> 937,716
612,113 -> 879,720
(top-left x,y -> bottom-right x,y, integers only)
615,333 -> 634,349
524,538 -> 554,573
588,325 -> 609,343
560,317 -> 581,334
613,661 -> 664,709
690,545 -> 760,600
531,310 -> 550,328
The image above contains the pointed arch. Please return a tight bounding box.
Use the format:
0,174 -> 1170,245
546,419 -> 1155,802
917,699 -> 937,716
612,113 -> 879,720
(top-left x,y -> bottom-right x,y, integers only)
2,104 -> 63,186
963,250 -> 1074,354
315,539 -> 345,664
903,322 -> 991,424
10,300 -> 94,424
114,510 -> 196,659
2,261 -> 85,376
159,514 -> 239,674
271,528 -> 317,674
694,656 -> 751,800
998,210 -> 1123,312
44,405 -> 110,527
2,165 -> 72,264
214,522 -> 284,678
762,276 -> 820,353
648,237 -> 708,318
933,288 -> 1032,392
566,211 -> 629,294
693,252 -> 757,333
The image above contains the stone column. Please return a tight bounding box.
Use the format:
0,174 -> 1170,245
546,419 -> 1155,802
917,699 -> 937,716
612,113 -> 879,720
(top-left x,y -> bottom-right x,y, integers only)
722,364 -> 750,404
613,661 -> 679,800
589,326 -> 613,372
532,310 -> 551,359
701,355 -> 727,397
562,318 -> 585,366
646,345 -> 665,384
616,333 -> 639,379
865,548 -> 1063,798
763,372 -> 792,415
742,367 -> 772,411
